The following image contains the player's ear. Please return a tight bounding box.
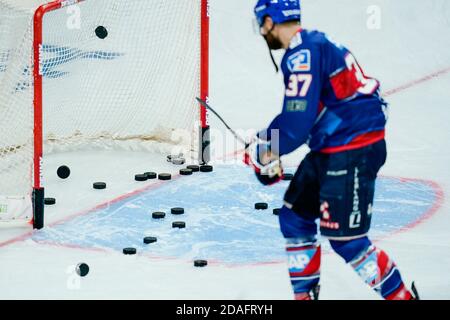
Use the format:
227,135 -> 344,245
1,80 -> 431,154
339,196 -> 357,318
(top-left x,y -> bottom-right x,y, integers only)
260,16 -> 274,36
264,16 -> 274,30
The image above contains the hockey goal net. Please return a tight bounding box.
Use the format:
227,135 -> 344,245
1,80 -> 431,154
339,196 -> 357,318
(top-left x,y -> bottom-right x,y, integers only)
0,0 -> 209,228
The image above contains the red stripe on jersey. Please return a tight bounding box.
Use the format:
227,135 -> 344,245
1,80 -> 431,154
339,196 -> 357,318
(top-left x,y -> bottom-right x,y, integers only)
320,130 -> 385,154
330,67 -> 361,100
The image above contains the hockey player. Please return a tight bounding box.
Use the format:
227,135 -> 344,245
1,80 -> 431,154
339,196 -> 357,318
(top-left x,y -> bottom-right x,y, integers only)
245,0 -> 419,300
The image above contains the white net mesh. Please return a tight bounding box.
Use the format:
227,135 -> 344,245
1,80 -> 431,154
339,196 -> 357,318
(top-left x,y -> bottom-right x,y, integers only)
0,0 -> 202,221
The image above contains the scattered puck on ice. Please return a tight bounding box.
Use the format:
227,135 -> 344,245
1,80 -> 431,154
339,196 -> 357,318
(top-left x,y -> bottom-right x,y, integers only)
282,174 -> 294,181
152,212 -> 166,219
145,172 -> 157,179
95,26 -> 108,39
44,198 -> 56,205
123,248 -> 137,255
158,173 -> 172,181
255,203 -> 268,210
180,169 -> 193,176
172,158 -> 186,165
76,263 -> 89,277
194,260 -> 208,267
171,207 -> 185,215
57,165 -> 70,179
93,182 -> 107,190
135,174 -> 148,182
143,237 -> 158,244
273,208 -> 281,216
200,165 -> 213,173
167,153 -> 184,162
172,221 -> 186,229
186,165 -> 200,172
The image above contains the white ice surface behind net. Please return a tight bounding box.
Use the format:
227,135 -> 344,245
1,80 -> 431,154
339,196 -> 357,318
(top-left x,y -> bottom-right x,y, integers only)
1,0 -> 450,300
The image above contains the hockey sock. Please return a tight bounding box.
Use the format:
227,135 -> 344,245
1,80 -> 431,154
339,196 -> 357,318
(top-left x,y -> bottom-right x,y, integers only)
286,238 -> 321,300
331,238 -> 413,300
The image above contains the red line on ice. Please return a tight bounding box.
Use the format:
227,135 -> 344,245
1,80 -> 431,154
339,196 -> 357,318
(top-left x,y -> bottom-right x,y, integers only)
383,67 -> 450,97
373,176 -> 445,241
0,174 -> 182,248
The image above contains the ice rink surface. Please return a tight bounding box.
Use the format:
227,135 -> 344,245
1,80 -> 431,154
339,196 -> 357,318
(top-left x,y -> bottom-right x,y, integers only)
1,0 -> 450,299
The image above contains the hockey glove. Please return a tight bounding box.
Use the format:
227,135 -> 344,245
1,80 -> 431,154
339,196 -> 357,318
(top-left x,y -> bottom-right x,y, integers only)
244,140 -> 284,186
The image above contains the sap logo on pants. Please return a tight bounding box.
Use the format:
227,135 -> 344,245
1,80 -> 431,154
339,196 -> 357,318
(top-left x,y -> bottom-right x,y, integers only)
288,254 -> 311,270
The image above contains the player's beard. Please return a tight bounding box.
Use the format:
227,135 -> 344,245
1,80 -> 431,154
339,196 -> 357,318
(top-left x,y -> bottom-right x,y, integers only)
264,31 -> 283,50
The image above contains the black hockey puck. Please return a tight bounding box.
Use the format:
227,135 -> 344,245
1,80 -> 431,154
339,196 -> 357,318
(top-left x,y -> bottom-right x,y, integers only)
172,158 -> 186,165
76,263 -> 89,277
172,221 -> 186,229
123,248 -> 137,255
93,182 -> 106,190
158,173 -> 172,181
283,173 -> 294,181
255,203 -> 268,210
171,207 -> 185,215
152,212 -> 166,219
145,172 -> 157,179
95,26 -> 108,39
186,165 -> 200,172
273,208 -> 281,216
194,260 -> 208,267
167,154 -> 183,162
200,165 -> 213,173
44,198 -> 56,205
57,165 -> 70,179
143,237 -> 157,244
135,174 -> 148,182
180,169 -> 193,176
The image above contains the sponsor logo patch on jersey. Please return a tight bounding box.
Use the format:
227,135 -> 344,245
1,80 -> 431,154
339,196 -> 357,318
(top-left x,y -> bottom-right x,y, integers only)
286,99 -> 308,112
287,49 -> 311,72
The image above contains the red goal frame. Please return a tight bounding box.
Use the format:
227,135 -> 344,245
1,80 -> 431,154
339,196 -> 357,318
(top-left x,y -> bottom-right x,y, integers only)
31,0 -> 210,229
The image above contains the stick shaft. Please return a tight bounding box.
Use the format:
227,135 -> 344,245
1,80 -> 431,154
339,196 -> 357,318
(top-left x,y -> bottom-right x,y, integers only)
196,97 -> 247,146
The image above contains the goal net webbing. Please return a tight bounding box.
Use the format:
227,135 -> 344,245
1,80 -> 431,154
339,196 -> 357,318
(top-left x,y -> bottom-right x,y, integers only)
0,0 -> 206,222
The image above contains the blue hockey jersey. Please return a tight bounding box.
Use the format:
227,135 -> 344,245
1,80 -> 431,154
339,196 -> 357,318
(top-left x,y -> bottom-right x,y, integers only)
261,29 -> 388,156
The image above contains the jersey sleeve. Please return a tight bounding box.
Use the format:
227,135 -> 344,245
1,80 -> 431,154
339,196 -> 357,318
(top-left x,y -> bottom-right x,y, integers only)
261,44 -> 322,156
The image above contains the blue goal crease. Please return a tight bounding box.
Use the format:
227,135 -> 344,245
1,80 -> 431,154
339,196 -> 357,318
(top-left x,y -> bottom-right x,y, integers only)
32,165 -> 439,264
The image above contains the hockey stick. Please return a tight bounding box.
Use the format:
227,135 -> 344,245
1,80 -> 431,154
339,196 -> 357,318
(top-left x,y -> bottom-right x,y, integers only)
196,97 -> 249,148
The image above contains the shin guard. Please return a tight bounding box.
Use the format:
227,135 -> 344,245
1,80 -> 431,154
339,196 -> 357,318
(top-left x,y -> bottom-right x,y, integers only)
286,239 -> 321,300
350,245 -> 413,300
